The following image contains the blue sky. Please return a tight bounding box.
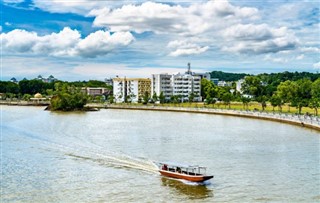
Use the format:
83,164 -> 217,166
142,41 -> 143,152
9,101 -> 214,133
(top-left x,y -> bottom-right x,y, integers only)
1,0 -> 319,81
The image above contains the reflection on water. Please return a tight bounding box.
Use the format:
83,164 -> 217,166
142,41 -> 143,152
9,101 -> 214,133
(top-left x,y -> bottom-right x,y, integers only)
161,177 -> 214,200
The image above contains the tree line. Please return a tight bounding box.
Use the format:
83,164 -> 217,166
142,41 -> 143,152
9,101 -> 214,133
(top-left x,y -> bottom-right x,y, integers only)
201,75 -> 320,115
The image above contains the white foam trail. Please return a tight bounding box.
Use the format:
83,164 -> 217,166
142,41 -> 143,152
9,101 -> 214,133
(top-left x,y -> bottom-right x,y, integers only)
46,142 -> 159,174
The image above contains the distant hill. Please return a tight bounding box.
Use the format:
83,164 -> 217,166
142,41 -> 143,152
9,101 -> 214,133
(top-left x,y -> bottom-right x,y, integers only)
210,70 -> 320,82
210,71 -> 250,81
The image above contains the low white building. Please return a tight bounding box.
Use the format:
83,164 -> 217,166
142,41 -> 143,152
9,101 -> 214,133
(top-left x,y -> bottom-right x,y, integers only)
82,87 -> 110,96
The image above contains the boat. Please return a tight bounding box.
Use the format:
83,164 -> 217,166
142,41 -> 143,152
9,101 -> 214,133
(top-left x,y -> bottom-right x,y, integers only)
156,162 -> 214,182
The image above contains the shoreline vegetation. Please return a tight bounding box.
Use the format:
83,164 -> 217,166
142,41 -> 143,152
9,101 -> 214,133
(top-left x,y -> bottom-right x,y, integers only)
1,100 -> 319,131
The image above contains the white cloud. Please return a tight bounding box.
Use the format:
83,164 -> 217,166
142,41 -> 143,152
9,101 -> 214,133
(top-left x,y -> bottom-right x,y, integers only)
300,47 -> 320,53
5,22 -> 12,26
313,62 -> 320,69
222,24 -> 298,54
1,27 -> 134,58
76,30 -> 134,58
296,54 -> 304,60
263,54 -> 288,63
167,40 -> 209,57
90,1 -> 258,35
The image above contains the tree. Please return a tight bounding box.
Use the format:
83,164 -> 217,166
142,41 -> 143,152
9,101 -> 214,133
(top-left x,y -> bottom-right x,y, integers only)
241,96 -> 251,110
142,91 -> 149,104
221,92 -> 232,109
270,94 -> 282,112
257,96 -> 267,111
310,78 -> 320,116
241,76 -> 265,98
277,80 -> 297,112
159,91 -> 165,104
108,95 -> 115,104
50,84 -> 88,111
188,92 -> 195,103
292,79 -> 312,114
309,98 -> 319,116
152,92 -> 158,102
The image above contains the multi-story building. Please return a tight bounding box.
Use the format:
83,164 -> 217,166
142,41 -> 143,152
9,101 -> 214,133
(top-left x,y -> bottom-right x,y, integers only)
151,73 -> 173,101
151,66 -> 202,102
172,73 -> 201,102
113,77 -> 151,103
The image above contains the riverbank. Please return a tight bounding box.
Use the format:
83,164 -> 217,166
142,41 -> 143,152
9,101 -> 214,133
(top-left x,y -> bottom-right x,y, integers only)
1,100 -> 319,131
96,104 -> 320,132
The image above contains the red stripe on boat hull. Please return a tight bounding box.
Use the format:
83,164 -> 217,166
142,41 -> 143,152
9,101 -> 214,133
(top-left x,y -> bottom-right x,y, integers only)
159,170 -> 213,182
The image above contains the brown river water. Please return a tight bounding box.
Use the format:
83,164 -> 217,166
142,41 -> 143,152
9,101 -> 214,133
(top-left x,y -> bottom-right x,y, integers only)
1,106 -> 319,202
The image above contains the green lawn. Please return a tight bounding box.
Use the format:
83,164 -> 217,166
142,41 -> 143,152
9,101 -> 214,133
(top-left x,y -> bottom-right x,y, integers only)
114,102 -> 317,116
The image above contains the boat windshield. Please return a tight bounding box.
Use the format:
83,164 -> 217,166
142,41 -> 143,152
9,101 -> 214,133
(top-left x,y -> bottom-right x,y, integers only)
159,162 -> 207,175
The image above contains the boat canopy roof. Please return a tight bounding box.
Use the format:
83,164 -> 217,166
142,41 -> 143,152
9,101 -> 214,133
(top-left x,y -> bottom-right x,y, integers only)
158,161 -> 206,169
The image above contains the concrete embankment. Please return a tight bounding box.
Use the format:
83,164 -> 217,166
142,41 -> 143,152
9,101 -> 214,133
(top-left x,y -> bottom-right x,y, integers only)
100,104 -> 320,132
0,100 -> 49,106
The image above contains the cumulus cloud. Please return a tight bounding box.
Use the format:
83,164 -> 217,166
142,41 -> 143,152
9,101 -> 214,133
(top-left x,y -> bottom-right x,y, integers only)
167,40 -> 209,56
89,1 -> 258,35
222,23 -> 298,54
296,54 -> 304,60
263,54 -> 288,63
300,46 -> 320,53
313,62 -> 320,69
1,27 -> 134,58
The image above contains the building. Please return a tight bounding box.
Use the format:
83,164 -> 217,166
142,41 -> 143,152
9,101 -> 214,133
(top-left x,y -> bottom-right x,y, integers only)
82,87 -> 110,96
172,73 -> 201,102
151,73 -> 173,101
151,63 -> 203,102
113,77 -> 151,103
211,78 -> 219,85
35,75 -> 57,83
105,78 -> 113,86
236,79 -> 245,93
217,81 -> 227,87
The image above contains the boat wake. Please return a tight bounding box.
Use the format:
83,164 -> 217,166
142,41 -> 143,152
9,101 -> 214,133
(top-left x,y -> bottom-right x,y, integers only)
64,150 -> 159,174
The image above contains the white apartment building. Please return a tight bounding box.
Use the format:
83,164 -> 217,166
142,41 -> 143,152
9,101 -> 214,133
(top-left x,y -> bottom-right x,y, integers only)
113,78 -> 151,103
172,73 -> 201,102
151,72 -> 202,102
151,73 -> 173,101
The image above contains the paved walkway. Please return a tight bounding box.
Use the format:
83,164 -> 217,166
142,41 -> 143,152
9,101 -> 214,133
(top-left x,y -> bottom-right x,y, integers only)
103,104 -> 320,131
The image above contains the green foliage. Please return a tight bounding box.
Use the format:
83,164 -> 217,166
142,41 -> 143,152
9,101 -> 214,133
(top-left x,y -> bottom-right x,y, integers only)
152,92 -> 158,102
19,79 -> 54,95
270,94 -> 282,111
0,81 -> 20,94
142,91 -> 149,104
221,92 -> 232,108
159,91 -> 165,104
210,71 -> 249,81
50,83 -> 88,111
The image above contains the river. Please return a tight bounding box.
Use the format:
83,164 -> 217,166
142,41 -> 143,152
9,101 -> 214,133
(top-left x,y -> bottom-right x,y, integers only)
1,106 -> 319,202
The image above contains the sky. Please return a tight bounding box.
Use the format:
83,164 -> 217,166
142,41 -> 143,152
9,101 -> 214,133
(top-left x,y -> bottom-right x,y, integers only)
1,0 -> 319,81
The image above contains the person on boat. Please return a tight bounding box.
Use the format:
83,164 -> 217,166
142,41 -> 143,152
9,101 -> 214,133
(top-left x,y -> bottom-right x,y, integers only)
177,167 -> 181,173
162,164 -> 168,170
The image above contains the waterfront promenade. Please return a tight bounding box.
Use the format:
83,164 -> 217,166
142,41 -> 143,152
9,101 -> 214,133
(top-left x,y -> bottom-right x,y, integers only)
100,104 -> 320,131
1,100 -> 319,131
